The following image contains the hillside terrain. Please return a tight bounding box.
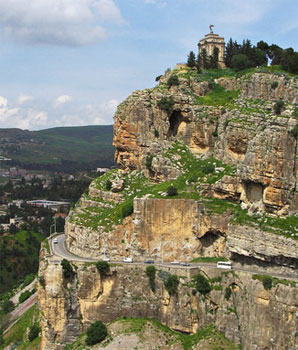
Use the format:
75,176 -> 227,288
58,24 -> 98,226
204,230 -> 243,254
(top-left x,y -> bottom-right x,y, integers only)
37,65 -> 298,350
0,125 -> 115,171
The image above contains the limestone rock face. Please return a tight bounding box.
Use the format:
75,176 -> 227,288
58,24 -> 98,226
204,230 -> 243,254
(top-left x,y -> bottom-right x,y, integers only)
39,258 -> 298,350
113,70 -> 298,215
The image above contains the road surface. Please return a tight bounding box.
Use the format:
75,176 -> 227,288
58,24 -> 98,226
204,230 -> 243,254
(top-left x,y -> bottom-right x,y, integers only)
51,234 -> 298,281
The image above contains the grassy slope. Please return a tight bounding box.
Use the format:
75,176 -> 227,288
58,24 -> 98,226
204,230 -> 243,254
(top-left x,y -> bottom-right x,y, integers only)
65,317 -> 239,350
1,125 -> 115,165
0,230 -> 45,296
1,304 -> 40,350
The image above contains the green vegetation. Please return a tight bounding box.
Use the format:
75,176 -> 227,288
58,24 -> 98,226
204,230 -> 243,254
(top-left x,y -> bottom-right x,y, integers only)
187,51 -> 196,68
225,287 -> 232,300
96,261 -> 110,278
164,274 -> 179,296
105,179 -> 112,190
2,300 -> 14,314
65,317 -> 239,350
157,96 -> 174,114
145,265 -> 156,292
28,324 -> 41,342
231,54 -> 251,71
167,74 -> 179,87
154,128 -> 159,138
121,200 -> 134,218
116,318 -> 239,350
271,81 -> 278,89
85,320 -> 107,346
167,185 -> 178,196
19,289 -> 35,304
290,124 -> 298,139
0,230 -> 44,296
145,154 -> 153,170
2,304 -> 40,350
192,273 -> 211,295
191,256 -> 228,263
252,274 -> 297,289
61,259 -> 74,279
195,84 -> 240,107
4,125 -> 115,172
273,100 -> 285,115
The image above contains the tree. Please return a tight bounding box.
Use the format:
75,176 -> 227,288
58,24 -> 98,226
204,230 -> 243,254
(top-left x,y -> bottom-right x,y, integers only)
273,100 -> 285,115
210,47 -> 219,69
200,48 -> 209,69
145,265 -> 156,292
231,54 -> 250,71
193,273 -> 211,295
9,223 -> 18,234
164,274 -> 179,296
2,300 -> 14,313
167,74 -> 179,88
86,320 -> 108,346
61,259 -> 74,279
262,276 -> 273,290
187,51 -> 196,68
167,185 -> 178,196
96,261 -> 110,278
28,324 -> 40,341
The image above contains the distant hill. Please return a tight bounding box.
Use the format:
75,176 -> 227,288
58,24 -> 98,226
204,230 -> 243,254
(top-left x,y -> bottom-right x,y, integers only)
0,125 -> 115,172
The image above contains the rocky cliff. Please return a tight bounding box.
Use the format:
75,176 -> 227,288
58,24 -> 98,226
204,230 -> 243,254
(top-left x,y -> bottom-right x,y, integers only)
38,252 -> 298,350
41,65 -> 298,349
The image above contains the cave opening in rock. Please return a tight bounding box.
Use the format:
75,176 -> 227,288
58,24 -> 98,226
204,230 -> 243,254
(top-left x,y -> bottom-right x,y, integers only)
200,230 -> 222,248
168,110 -> 182,137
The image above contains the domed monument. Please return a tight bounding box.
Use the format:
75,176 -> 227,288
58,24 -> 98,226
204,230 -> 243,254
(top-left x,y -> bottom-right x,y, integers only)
198,25 -> 226,68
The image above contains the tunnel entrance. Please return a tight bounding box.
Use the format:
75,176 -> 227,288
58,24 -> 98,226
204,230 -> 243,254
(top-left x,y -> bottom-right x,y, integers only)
168,110 -> 183,137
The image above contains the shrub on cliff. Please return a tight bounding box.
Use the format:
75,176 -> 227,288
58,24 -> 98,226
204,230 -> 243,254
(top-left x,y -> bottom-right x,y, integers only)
290,124 -> 298,139
273,100 -> 284,115
121,200 -> 134,218
193,273 -> 211,295
157,96 -> 174,114
105,180 -> 112,190
86,320 -> 108,346
96,261 -> 110,278
167,74 -> 179,88
167,185 -> 178,196
262,276 -> 273,290
164,274 -> 179,296
145,265 -> 156,292
28,324 -> 40,342
61,259 -> 74,279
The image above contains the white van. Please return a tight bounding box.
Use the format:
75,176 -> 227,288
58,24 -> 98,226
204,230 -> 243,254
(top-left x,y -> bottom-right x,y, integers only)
123,257 -> 133,263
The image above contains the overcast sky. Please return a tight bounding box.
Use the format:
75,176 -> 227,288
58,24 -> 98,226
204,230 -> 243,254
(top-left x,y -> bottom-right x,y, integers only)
0,0 -> 297,130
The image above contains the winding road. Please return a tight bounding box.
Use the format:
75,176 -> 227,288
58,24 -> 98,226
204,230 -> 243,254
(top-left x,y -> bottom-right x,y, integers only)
51,234 -> 298,281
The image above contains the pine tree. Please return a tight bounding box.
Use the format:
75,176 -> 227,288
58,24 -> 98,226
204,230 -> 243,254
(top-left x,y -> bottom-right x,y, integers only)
187,51 -> 196,68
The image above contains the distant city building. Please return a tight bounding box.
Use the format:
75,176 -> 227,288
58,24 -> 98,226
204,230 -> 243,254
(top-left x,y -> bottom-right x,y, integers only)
97,167 -> 110,174
27,200 -> 70,211
10,217 -> 23,226
198,25 -> 225,68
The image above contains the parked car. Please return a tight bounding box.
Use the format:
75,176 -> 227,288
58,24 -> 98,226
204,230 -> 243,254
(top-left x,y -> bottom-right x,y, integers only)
171,260 -> 179,265
53,238 -> 58,244
144,259 -> 154,264
123,257 -> 133,263
180,262 -> 190,266
102,257 -> 110,262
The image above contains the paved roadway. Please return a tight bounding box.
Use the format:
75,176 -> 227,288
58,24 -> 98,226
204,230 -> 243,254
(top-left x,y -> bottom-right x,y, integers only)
52,234 -> 298,281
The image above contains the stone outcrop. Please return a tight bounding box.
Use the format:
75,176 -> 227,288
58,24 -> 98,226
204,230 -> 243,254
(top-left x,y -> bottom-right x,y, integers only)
39,256 -> 298,350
